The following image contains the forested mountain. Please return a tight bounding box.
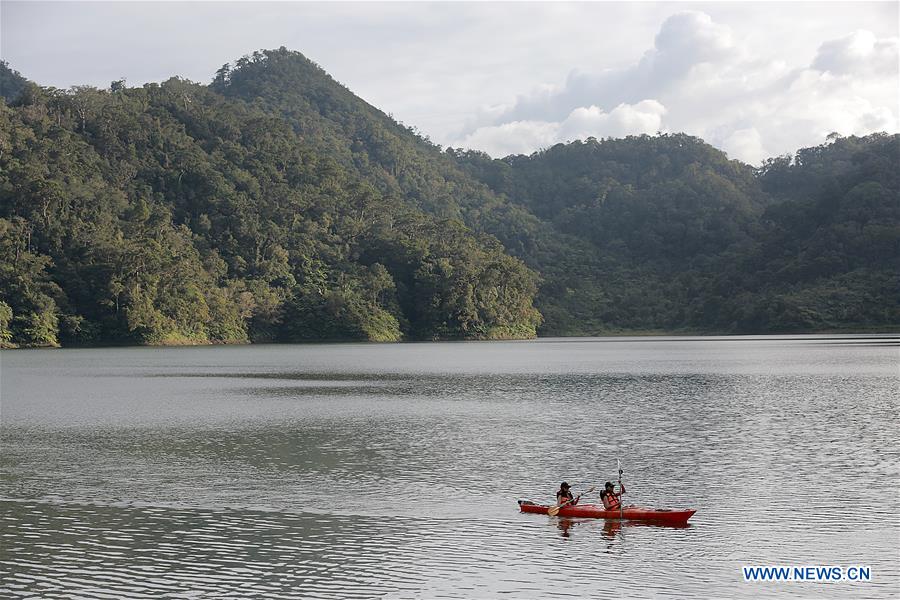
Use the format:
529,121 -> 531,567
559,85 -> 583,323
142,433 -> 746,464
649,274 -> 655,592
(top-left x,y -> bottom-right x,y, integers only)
0,54 -> 541,347
211,49 -> 609,334
458,133 -> 899,332
0,50 -> 896,347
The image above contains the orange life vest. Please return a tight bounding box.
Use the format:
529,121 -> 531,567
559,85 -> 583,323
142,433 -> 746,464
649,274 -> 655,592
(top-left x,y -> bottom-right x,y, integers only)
557,491 -> 574,505
604,491 -> 620,510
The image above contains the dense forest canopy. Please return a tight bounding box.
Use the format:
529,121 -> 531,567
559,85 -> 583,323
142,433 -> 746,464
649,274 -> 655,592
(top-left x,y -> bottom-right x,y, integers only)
0,49 -> 897,347
0,61 -> 27,105
456,132 -> 899,332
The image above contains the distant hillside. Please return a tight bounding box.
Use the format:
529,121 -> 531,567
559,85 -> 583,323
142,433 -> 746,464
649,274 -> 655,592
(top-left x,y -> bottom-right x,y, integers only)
0,49 -> 896,347
737,133 -> 900,330
457,133 -> 899,332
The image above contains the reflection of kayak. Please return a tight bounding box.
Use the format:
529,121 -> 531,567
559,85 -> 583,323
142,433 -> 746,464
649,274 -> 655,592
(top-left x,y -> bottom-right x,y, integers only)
518,500 -> 696,524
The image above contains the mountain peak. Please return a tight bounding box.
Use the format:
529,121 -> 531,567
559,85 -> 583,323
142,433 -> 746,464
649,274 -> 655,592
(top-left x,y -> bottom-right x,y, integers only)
212,47 -> 324,89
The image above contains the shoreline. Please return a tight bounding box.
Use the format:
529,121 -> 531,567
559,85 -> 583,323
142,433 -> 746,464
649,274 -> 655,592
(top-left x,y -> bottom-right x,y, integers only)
2,328 -> 897,351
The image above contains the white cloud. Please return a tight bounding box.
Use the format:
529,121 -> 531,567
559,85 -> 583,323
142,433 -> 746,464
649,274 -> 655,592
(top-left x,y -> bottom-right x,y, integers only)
457,121 -> 560,158
458,100 -> 667,157
486,11 -> 732,127
453,11 -> 899,163
812,30 -> 899,76
3,3 -> 897,163
559,100 -> 667,140
720,128 -> 766,165
642,11 -> 736,82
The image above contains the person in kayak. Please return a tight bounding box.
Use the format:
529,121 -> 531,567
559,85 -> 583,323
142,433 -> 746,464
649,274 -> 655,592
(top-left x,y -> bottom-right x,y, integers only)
556,482 -> 578,507
600,480 -> 625,510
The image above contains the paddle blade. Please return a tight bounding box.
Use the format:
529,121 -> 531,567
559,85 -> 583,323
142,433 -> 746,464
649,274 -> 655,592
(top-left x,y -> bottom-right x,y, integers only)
547,505 -> 560,517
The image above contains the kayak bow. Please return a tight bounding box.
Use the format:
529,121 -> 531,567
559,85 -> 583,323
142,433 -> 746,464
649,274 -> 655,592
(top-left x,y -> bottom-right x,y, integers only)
518,500 -> 696,525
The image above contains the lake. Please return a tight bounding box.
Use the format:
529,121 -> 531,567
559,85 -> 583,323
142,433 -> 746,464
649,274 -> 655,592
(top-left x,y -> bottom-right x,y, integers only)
1,336 -> 898,598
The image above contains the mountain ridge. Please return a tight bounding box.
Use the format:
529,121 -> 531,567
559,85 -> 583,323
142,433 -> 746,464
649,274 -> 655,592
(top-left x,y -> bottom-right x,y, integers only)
0,50 -> 896,347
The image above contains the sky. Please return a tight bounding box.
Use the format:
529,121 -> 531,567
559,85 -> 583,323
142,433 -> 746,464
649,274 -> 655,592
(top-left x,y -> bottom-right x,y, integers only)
1,1 -> 897,164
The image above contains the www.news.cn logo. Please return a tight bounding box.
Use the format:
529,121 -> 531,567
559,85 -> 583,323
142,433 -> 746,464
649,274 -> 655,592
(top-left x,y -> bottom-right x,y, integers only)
743,565 -> 871,582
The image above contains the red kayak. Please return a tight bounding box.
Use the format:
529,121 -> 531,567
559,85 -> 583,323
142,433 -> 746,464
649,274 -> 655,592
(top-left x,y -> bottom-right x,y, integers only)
518,500 -> 696,525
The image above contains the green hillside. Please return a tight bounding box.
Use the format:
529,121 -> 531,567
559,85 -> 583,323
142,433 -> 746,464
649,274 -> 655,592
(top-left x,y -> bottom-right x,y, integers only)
458,133 -> 899,332
0,57 -> 541,347
1,50 -> 896,347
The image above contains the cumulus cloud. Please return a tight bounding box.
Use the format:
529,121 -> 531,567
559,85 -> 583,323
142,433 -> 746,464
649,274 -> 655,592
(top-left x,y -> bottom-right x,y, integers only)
642,11 -> 735,84
812,30 -> 899,76
559,100 -> 667,139
720,128 -> 767,165
457,121 -> 558,158
491,11 -> 732,127
454,11 -> 899,163
458,100 -> 667,156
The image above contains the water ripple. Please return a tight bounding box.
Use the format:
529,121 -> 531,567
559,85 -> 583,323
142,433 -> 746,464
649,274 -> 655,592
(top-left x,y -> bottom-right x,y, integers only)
1,337 -> 898,598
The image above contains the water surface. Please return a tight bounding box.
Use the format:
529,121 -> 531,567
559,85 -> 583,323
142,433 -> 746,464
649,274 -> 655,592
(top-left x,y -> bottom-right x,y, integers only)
1,336 -> 898,597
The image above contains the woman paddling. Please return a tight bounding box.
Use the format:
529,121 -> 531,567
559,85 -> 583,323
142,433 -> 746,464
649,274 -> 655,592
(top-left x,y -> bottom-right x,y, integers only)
599,480 -> 625,510
556,481 -> 579,507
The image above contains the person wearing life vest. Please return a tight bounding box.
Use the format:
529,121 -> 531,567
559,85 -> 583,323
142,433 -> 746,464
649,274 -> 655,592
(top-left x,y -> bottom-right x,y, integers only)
556,481 -> 578,507
600,480 -> 625,510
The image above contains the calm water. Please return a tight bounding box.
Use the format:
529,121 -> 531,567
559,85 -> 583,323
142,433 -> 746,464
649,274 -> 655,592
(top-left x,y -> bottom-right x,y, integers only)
1,336 -> 898,598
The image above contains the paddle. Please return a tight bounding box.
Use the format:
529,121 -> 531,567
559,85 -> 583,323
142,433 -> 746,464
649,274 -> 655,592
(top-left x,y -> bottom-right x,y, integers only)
617,459 -> 624,519
548,486 -> 595,516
